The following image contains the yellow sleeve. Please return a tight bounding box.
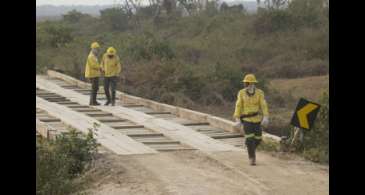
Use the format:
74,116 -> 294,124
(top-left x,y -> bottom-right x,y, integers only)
233,91 -> 243,119
88,55 -> 100,70
259,91 -> 269,117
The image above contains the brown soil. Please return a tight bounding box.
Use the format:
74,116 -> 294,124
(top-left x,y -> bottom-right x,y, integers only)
79,148 -> 328,195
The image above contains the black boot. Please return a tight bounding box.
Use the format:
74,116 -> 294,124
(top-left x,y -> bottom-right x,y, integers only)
90,78 -> 100,105
89,93 -> 93,105
251,150 -> 256,166
111,90 -> 116,106
104,90 -> 111,106
92,91 -> 100,105
246,140 -> 256,166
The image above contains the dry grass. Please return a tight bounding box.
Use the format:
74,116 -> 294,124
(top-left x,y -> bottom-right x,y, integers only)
269,75 -> 329,103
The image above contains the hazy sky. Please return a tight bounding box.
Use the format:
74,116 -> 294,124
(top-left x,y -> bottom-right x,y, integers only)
36,0 -> 119,5
36,0 -> 252,6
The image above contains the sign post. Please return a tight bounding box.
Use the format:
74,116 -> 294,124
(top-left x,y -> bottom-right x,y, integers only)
289,98 -> 321,147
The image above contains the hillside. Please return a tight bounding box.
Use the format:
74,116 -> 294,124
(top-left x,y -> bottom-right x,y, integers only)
270,75 -> 329,103
36,0 -> 328,147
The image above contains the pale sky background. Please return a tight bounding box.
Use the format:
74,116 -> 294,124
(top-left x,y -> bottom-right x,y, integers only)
36,0 -> 253,6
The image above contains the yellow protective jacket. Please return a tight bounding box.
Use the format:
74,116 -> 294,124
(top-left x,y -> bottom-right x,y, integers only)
84,52 -> 101,78
101,53 -> 121,77
233,88 -> 269,123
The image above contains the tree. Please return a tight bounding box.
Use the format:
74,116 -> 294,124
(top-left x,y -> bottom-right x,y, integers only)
63,10 -> 85,23
204,0 -> 219,16
44,24 -> 73,48
230,4 -> 244,13
264,0 -> 288,9
287,0 -> 327,27
220,2 -> 229,11
220,2 -> 245,13
163,0 -> 177,15
100,8 -> 129,31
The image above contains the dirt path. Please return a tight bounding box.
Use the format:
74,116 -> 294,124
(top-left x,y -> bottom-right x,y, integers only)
209,151 -> 328,195
80,148 -> 328,195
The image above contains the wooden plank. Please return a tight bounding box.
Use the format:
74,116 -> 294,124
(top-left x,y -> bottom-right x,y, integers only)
38,118 -> 61,122
85,112 -> 113,117
116,128 -> 151,133
111,125 -> 145,129
74,89 -> 92,92
36,94 -> 62,98
183,122 -> 210,126
95,118 -> 127,123
43,97 -> 68,102
133,137 -> 171,141
36,96 -> 157,155
121,104 -> 145,108
36,92 -> 56,96
60,85 -> 79,88
57,101 -> 78,105
156,148 -> 195,151
67,105 -> 90,108
210,134 -> 243,139
127,133 -> 164,137
141,140 -> 180,144
104,121 -> 136,127
145,111 -> 171,115
73,108 -> 101,112
148,145 -> 194,151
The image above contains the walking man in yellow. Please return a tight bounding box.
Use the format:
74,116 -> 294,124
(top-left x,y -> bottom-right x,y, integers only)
233,74 -> 269,166
85,42 -> 102,105
101,47 -> 121,106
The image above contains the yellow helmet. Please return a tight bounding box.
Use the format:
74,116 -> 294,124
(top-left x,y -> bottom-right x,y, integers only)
242,74 -> 258,83
107,47 -> 116,55
91,42 -> 100,49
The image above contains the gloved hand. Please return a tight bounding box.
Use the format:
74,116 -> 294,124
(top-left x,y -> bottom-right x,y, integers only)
261,116 -> 269,128
233,118 -> 242,129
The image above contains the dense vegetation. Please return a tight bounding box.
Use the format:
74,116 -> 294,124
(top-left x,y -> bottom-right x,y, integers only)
36,0 -> 328,108
36,0 -> 329,163
36,129 -> 98,195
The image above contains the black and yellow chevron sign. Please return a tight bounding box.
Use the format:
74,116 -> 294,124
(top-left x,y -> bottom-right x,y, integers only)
290,98 -> 321,130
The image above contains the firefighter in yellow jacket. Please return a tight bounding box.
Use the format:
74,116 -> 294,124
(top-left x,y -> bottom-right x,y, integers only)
85,42 -> 102,105
233,74 -> 269,166
100,47 -> 121,106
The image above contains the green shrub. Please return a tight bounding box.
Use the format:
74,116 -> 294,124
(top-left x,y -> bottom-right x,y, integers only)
125,33 -> 175,61
301,90 -> 328,163
254,9 -> 295,34
36,129 -> 98,195
43,23 -> 74,48
100,8 -> 129,31
63,10 -> 87,23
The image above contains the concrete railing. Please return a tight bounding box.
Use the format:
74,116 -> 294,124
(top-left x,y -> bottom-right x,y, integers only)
36,118 -> 59,140
47,70 -> 280,142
